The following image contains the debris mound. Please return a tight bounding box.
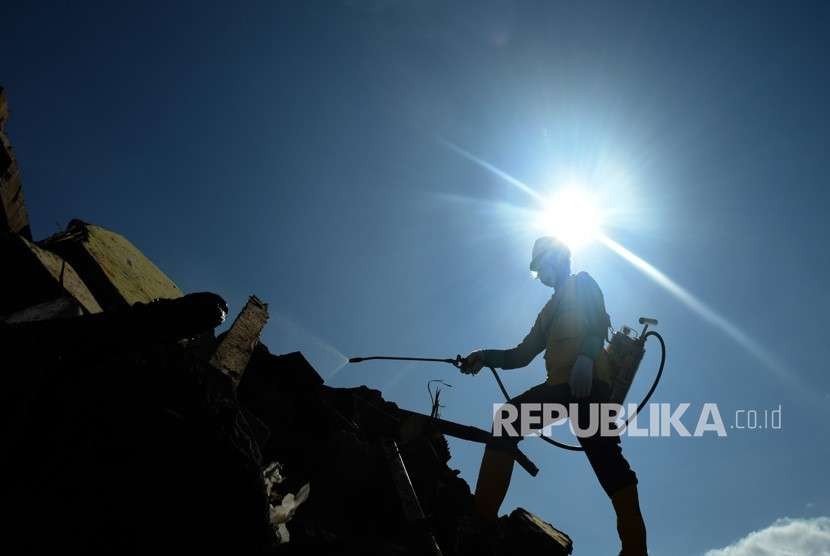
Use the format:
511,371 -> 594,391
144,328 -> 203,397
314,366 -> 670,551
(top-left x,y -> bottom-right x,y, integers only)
0,86 -> 572,555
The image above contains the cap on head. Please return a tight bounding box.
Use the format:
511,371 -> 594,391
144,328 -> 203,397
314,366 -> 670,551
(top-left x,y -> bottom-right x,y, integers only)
529,236 -> 571,272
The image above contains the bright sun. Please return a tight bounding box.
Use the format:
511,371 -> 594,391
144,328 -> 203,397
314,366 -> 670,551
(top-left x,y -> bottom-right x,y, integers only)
533,187 -> 604,250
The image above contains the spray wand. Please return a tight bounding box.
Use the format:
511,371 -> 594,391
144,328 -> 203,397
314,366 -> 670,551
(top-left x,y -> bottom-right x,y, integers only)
349,317 -> 666,452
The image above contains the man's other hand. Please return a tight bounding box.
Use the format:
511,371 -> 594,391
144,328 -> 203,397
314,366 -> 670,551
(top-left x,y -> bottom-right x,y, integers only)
569,354 -> 594,398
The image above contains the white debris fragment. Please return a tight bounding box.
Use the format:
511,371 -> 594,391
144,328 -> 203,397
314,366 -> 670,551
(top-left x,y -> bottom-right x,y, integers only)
263,461 -> 310,544
263,461 -> 284,492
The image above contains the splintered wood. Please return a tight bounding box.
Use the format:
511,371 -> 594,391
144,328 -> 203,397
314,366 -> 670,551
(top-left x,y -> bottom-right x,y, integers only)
210,296 -> 269,386
0,86 -> 32,239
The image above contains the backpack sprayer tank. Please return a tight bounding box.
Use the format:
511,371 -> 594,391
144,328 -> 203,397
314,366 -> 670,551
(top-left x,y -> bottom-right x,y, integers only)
607,317 -> 658,405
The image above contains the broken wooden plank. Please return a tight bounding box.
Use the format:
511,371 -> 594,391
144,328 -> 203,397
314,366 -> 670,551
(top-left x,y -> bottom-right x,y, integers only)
0,87 -> 8,128
3,297 -> 82,324
0,233 -> 101,317
0,87 -> 32,239
395,407 -> 539,477
211,296 -> 269,386
381,438 -> 443,556
504,507 -> 573,555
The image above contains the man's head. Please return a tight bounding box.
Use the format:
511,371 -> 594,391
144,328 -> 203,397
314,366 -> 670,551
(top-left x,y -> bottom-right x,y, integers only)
529,236 -> 571,289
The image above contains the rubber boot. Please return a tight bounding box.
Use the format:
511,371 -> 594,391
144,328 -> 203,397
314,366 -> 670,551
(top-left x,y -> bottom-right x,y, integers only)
473,445 -> 515,523
610,484 -> 647,556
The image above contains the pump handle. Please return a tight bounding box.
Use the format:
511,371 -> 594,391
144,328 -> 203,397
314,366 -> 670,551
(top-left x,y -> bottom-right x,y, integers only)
638,317 -> 658,338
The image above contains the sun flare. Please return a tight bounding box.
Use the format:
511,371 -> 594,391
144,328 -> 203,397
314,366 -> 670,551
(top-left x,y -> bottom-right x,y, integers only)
533,187 -> 604,250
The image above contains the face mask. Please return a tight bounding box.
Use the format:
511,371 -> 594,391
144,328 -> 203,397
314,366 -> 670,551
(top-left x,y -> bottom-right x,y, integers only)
538,261 -> 559,287
533,250 -> 561,285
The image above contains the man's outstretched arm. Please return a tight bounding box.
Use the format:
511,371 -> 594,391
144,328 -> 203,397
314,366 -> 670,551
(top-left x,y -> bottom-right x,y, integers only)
461,298 -> 551,374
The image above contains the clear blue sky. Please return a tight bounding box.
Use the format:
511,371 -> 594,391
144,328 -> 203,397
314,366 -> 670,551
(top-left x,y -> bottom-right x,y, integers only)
4,2 -> 830,554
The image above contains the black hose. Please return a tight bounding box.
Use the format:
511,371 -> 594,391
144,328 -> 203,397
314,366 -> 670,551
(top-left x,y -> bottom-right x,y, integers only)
629,331 -> 666,424
490,330 -> 667,452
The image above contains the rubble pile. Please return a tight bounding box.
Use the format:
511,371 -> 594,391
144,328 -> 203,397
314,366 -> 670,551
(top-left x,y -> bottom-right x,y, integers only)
0,87 -> 572,555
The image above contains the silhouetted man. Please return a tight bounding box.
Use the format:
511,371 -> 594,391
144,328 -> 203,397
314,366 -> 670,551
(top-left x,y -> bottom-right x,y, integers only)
462,236 -> 647,556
